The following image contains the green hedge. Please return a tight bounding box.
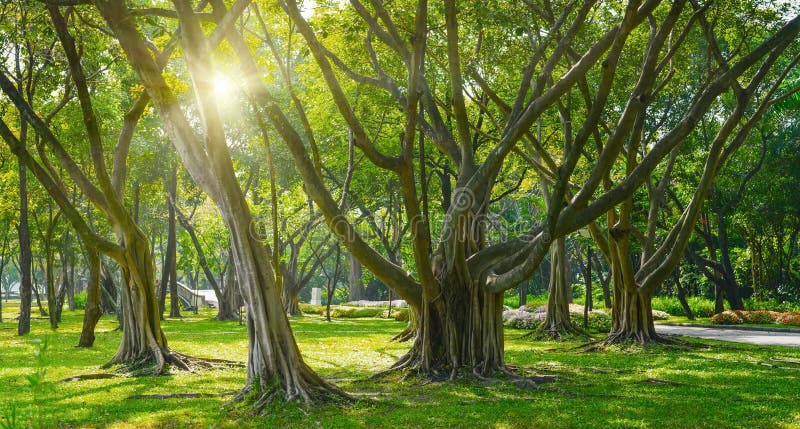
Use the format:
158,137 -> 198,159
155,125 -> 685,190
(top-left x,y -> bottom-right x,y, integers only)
651,296 -> 716,318
297,304 -> 408,321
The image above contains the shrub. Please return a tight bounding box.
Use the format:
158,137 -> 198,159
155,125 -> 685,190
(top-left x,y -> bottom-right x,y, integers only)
651,296 -> 716,318
776,313 -> 800,326
651,310 -> 671,320
392,309 -> 409,322
710,311 -> 744,325
502,308 -> 545,330
299,303 -> 326,314
571,310 -> 612,333
739,310 -> 779,324
73,292 -> 87,310
328,307 -> 385,318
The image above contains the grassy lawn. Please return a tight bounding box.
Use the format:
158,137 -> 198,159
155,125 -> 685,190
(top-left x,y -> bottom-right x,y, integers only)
2,300 -> 800,428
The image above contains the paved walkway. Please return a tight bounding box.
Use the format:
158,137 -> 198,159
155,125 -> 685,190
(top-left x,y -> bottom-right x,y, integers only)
655,324 -> 800,348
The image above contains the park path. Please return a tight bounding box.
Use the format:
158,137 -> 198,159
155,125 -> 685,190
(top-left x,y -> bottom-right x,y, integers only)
655,324 -> 800,348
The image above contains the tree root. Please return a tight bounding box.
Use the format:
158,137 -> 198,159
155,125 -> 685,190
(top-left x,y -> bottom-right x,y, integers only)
390,327 -> 416,342
102,348 -> 241,375
127,391 -> 237,400
59,373 -> 119,382
640,377 -> 687,386
584,331 -> 692,351
525,323 -> 590,341
226,374 -> 353,415
368,356 -> 558,391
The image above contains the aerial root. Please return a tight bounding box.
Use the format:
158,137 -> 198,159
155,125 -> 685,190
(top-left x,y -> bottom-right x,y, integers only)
252,386 -> 279,415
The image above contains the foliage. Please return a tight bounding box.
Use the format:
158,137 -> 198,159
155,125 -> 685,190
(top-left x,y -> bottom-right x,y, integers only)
710,311 -> 745,325
73,292 -> 87,310
776,313 -> 800,326
739,310 -> 781,324
651,296 -> 717,318
651,310 -> 671,321
390,309 -> 409,322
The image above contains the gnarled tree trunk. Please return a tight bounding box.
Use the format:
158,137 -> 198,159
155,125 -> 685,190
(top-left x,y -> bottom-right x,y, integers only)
537,237 -> 581,338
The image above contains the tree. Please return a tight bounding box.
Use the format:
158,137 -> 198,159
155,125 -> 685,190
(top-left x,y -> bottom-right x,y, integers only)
92,0 -> 348,405
0,5 -> 187,369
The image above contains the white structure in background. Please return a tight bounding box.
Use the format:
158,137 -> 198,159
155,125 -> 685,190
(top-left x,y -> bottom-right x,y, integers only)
310,287 -> 322,305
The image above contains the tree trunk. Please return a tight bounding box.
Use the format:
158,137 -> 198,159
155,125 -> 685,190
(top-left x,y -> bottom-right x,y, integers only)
347,253 -> 365,301
166,167 -> 181,318
105,227 -> 186,374
717,215 -> 744,310
45,242 -> 58,329
674,272 -> 695,320
606,286 -> 658,343
280,273 -> 302,316
100,265 -> 118,314
604,225 -> 662,345
78,250 -> 103,347
17,158 -> 32,336
538,238 -> 580,338
216,260 -> 240,321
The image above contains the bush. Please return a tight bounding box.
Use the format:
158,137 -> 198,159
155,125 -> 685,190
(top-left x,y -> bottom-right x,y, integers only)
502,308 -> 545,329
651,310 -> 671,321
571,310 -> 612,333
711,311 -> 744,325
299,303 -> 326,314
744,299 -> 800,314
651,296 -> 716,318
328,307 -> 385,318
739,310 -> 779,324
73,292 -> 87,310
391,309 -> 409,322
503,307 -> 612,333
776,313 -> 800,326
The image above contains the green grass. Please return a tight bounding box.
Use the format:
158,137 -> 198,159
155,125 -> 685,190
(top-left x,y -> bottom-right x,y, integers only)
2,300 -> 800,428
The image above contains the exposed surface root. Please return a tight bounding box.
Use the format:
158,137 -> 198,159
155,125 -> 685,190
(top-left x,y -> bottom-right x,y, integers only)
227,377 -> 353,415
59,373 -> 118,382
390,327 -> 416,342
127,391 -> 237,400
523,323 -> 590,342
368,360 -> 558,391
102,348 -> 230,375
584,331 -> 688,351
640,377 -> 688,386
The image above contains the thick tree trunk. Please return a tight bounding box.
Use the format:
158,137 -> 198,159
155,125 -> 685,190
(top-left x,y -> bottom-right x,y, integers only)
393,280 -> 505,377
280,276 -> 302,316
17,158 -> 32,336
606,287 -> 658,343
78,250 -> 103,347
105,228 -> 186,373
538,238 -> 580,338
348,254 -> 365,301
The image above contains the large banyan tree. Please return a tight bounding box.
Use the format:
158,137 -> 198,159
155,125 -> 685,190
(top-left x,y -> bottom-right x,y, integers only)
254,0 -> 800,371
